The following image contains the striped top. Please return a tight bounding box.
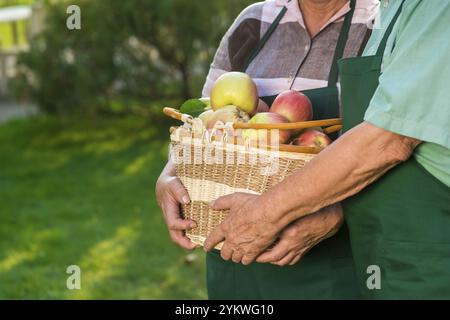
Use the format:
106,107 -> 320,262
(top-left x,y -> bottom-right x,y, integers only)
202,0 -> 379,98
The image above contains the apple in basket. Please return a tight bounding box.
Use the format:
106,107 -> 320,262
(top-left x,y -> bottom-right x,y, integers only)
198,109 -> 215,127
200,105 -> 249,130
271,90 -> 313,123
210,72 -> 259,115
199,97 -> 212,109
293,129 -> 332,148
242,112 -> 291,145
255,99 -> 270,114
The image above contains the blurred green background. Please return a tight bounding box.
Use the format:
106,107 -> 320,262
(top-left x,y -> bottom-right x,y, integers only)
0,0 -> 254,299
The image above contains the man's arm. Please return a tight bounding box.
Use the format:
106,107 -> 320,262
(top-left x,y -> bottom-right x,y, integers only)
257,121 -> 421,228
205,122 -> 421,264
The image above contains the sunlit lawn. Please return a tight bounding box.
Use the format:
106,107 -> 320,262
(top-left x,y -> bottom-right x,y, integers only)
0,115 -> 206,299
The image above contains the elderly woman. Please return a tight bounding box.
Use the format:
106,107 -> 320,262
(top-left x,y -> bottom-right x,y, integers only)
204,0 -> 450,299
156,0 -> 378,299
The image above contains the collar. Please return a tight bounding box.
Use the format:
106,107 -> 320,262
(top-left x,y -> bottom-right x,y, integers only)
275,0 -> 352,30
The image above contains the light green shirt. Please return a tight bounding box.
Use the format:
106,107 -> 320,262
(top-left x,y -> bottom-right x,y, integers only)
363,0 -> 450,187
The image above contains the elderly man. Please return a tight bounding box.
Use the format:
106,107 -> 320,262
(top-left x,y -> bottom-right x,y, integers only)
205,0 -> 450,299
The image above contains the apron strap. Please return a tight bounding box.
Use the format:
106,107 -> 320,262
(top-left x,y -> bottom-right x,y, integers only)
376,0 -> 407,57
242,0 -> 357,89
327,0 -> 356,87
241,4 -> 289,72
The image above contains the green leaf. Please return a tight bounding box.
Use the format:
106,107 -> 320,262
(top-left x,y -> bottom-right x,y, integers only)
179,99 -> 207,117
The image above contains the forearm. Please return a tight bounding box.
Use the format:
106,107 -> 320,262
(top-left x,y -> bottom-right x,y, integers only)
161,158 -> 176,177
261,122 -> 421,227
156,159 -> 176,206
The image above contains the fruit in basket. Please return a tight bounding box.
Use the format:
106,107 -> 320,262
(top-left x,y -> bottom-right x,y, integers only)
179,98 -> 210,117
253,99 -> 270,115
293,130 -> 331,148
205,105 -> 249,130
242,112 -> 290,144
198,109 -> 215,126
210,72 -> 258,114
199,97 -> 211,109
271,90 -> 313,123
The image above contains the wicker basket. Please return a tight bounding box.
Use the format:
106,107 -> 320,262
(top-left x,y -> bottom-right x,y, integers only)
164,107 -> 342,250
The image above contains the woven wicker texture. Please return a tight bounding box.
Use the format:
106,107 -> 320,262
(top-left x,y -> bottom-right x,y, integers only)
171,136 -> 315,250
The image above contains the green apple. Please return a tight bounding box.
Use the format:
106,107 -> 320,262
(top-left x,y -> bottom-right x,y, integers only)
210,72 -> 258,114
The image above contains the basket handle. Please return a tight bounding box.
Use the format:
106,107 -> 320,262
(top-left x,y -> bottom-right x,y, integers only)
323,125 -> 342,134
172,129 -> 322,154
163,107 -> 341,130
233,118 -> 341,130
163,107 -> 194,123
170,124 -> 342,134
163,107 -> 182,121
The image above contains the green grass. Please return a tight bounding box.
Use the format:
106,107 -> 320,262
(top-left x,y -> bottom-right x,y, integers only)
0,115 -> 207,299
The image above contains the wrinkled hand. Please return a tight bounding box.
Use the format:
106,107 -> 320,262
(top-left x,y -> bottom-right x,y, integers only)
256,204 -> 344,266
203,193 -> 282,265
156,171 -> 197,250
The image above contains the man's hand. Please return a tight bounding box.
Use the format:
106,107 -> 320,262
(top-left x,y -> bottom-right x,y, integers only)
156,161 -> 197,250
203,193 -> 282,266
257,204 -> 344,266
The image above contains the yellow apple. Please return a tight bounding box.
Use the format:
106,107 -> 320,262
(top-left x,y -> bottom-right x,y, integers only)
211,72 -> 258,115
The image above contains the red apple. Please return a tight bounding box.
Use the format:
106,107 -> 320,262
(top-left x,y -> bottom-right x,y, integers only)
271,90 -> 313,123
293,130 -> 331,149
242,112 -> 290,145
211,72 -> 259,115
251,99 -> 270,116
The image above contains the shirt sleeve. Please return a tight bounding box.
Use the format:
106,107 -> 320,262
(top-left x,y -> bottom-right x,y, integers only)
201,30 -> 232,97
364,1 -> 450,148
202,4 -> 262,97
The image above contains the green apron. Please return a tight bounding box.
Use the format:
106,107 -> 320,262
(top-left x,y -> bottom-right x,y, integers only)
339,0 -> 450,299
207,0 -> 360,300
